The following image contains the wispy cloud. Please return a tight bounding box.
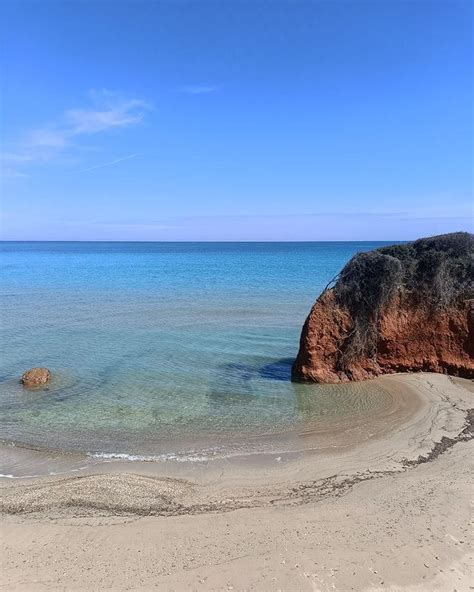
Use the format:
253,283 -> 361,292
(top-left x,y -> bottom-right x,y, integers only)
1,90 -> 151,177
64,90 -> 150,134
0,168 -> 31,179
177,85 -> 219,95
79,153 -> 137,173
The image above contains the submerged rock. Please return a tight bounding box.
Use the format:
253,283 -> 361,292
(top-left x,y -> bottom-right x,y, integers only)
292,232 -> 474,383
21,367 -> 52,388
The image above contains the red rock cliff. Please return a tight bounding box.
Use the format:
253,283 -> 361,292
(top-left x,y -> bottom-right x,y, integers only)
292,233 -> 474,383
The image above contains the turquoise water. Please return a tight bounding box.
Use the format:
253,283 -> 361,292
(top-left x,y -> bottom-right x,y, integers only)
0,242 -> 396,460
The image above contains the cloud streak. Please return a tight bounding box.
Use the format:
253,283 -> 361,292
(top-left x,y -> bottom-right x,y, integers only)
178,85 -> 219,95
79,154 -> 137,173
1,90 -> 151,177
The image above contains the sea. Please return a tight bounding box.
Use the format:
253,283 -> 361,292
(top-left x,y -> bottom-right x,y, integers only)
0,241 -> 399,471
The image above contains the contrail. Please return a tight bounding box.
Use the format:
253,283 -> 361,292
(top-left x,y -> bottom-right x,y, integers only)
79,154 -> 137,172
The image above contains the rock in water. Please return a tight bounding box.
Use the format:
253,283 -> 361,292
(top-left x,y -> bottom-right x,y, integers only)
21,367 -> 52,388
292,232 -> 474,383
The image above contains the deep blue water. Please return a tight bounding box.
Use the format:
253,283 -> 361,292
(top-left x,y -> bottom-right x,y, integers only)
0,241 -> 398,459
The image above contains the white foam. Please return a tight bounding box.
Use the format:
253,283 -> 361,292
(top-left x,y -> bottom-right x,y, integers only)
88,451 -> 213,463
0,466 -> 88,479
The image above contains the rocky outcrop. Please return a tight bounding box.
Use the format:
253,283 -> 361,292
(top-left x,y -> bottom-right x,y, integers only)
292,233 -> 474,383
21,367 -> 52,388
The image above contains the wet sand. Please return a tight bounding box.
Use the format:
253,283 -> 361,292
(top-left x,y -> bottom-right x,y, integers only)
1,373 -> 473,591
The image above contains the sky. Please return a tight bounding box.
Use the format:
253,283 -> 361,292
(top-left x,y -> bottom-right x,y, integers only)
0,0 -> 472,241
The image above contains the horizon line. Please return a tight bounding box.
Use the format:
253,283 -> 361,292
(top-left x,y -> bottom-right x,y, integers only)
0,238 -> 417,243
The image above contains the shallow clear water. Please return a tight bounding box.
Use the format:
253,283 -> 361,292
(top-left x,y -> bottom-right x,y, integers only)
0,241 -> 396,459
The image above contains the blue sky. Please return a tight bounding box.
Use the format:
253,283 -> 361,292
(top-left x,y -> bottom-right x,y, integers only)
1,0 -> 472,241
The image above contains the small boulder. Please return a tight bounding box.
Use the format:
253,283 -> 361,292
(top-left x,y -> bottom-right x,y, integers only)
21,367 -> 52,388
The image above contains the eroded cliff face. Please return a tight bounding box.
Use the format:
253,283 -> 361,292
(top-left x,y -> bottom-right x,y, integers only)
292,233 -> 474,383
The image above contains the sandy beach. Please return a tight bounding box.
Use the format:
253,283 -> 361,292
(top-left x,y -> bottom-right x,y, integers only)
3,0 -> 472,587
1,373 -> 473,591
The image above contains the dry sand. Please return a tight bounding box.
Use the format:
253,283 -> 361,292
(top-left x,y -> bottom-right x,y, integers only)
1,373 -> 473,591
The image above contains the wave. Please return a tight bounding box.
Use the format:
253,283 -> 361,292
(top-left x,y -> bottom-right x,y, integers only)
87,451 -> 216,463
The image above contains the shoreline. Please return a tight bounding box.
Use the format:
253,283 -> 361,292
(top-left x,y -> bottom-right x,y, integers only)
0,371 -> 449,481
1,373 -> 472,509
0,370 -> 414,477
1,372 -> 473,591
